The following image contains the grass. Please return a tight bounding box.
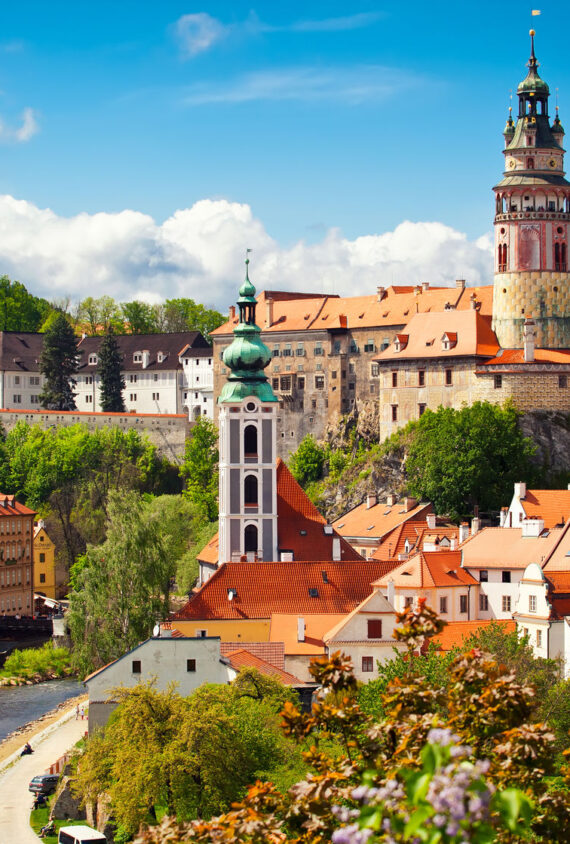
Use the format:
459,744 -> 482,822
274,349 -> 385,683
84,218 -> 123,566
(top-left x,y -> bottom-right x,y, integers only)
30,799 -> 91,843
0,642 -> 73,684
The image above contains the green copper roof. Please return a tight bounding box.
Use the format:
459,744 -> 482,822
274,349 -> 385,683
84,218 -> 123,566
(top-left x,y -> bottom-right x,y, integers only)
504,115 -> 515,135
553,114 -> 565,135
218,259 -> 277,404
517,31 -> 549,95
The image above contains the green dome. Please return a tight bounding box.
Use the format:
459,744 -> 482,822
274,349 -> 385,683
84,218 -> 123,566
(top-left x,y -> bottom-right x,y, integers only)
517,72 -> 549,96
504,116 -> 515,135
222,324 -> 271,373
553,115 -> 565,135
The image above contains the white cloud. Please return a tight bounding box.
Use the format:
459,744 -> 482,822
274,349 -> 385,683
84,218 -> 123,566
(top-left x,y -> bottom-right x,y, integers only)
174,13 -> 229,57
0,194 -> 493,310
0,108 -> 38,144
183,64 -> 425,105
289,12 -> 385,32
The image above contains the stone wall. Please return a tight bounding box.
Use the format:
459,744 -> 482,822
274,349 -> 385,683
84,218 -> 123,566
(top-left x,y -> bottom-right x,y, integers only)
0,409 -> 190,463
473,370 -> 570,412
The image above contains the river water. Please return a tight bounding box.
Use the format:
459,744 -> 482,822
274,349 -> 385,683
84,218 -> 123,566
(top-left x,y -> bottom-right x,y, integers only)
0,678 -> 83,743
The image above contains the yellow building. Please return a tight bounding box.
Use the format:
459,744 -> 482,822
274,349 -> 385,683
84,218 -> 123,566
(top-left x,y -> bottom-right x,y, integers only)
33,521 -> 65,601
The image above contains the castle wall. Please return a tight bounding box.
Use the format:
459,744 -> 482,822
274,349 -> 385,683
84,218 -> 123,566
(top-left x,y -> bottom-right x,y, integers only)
0,409 -> 190,462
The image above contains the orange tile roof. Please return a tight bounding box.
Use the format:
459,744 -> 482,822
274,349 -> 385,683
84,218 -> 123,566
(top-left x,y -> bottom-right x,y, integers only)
198,459 -> 363,565
546,571 -> 570,591
219,641 -> 285,668
373,551 -> 478,589
333,500 -> 432,541
224,649 -> 305,685
520,490 -> 570,528
542,523 -> 570,571
461,526 -> 564,569
174,560 -> 400,621
482,348 -> 570,366
212,285 -> 493,338
375,309 -> 499,362
432,620 -> 516,652
0,494 -> 36,517
372,520 -> 459,561
269,613 -> 346,655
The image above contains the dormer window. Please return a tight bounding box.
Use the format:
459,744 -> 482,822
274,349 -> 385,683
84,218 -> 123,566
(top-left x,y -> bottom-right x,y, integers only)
441,332 -> 457,351
394,334 -> 408,352
88,354 -> 98,365
157,351 -> 166,363
133,352 -> 142,363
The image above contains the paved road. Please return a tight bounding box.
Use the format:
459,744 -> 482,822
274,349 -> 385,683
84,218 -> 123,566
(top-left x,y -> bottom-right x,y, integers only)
0,711 -> 87,841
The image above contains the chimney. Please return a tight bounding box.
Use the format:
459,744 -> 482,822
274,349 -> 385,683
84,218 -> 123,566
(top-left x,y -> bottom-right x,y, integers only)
450,536 -> 458,551
470,293 -> 478,309
471,517 -> 481,536
499,507 -> 508,527
459,522 -> 469,544
229,305 -> 236,320
366,494 -> 377,510
523,317 -> 536,363
422,282 -> 429,291
332,537 -> 341,561
387,579 -> 395,607
265,297 -> 274,327
414,284 -> 422,295
386,495 -> 396,506
297,617 -> 305,642
522,518 -> 545,537
159,623 -> 172,638
141,350 -> 150,369
377,286 -> 385,302
404,497 -> 417,512
426,513 -> 437,530
455,279 -> 466,289
514,482 -> 527,500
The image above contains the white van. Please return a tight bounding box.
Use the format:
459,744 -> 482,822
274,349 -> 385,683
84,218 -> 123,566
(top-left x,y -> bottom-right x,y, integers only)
58,826 -> 106,844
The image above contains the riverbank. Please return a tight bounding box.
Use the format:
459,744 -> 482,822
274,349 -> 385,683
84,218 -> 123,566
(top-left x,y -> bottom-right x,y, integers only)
0,693 -> 87,765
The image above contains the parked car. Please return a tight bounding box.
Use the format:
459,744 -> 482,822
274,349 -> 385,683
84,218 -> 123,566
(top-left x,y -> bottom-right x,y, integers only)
58,825 -> 107,843
29,773 -> 60,795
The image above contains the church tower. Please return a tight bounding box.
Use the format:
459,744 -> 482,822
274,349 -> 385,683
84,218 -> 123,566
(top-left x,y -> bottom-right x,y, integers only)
217,259 -> 279,564
492,31 -> 570,349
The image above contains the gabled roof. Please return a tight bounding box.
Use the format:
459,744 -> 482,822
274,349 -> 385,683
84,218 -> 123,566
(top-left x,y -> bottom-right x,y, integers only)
223,649 -> 305,685
373,551 -> 477,589
212,286 -> 493,338
77,331 -> 211,372
519,490 -> 570,528
174,560 -> 400,621
371,520 -> 459,562
219,641 -> 285,669
323,589 -> 397,643
375,309 -> 499,361
198,459 -> 363,565
333,499 -> 432,541
461,526 -> 564,569
431,620 -> 516,652
0,331 -> 44,373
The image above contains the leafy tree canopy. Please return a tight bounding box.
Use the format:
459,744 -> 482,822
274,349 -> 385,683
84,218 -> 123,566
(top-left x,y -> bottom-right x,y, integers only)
404,401 -> 537,518
180,417 -> 219,521
288,434 -> 327,486
0,275 -> 52,331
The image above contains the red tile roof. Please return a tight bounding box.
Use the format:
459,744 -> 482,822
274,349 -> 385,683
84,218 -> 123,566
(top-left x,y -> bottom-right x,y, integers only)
372,520 -> 459,561
224,649 -> 304,685
375,310 -> 499,362
482,348 -> 570,366
219,641 -> 285,669
333,499 -> 432,541
0,495 -> 35,517
373,551 -> 478,589
212,286 -> 493,338
520,490 -> 570,528
432,620 -> 516,652
174,560 -> 400,620
197,459 -> 363,565
461,526 -> 564,569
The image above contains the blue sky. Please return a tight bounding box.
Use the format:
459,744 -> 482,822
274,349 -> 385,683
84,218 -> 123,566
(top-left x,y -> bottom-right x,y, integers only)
0,2 -> 568,307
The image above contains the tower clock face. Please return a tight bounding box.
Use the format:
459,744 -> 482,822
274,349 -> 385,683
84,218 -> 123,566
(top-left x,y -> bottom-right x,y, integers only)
507,158 -> 516,169
548,158 -> 557,169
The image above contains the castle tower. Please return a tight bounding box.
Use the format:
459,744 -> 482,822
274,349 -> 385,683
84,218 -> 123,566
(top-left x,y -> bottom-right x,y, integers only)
492,31 -> 570,348
217,259 -> 279,564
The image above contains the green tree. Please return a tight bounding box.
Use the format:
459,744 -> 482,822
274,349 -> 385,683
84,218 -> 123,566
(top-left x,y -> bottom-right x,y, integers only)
162,298 -> 225,339
405,401 -> 537,518
288,434 -> 327,485
67,491 -> 174,676
39,312 -> 80,410
121,301 -> 159,334
180,417 -> 219,520
77,295 -> 122,335
0,275 -> 52,331
98,328 -> 126,412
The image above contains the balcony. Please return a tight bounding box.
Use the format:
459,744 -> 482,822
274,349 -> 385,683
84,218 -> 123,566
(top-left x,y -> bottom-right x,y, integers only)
495,210 -> 570,223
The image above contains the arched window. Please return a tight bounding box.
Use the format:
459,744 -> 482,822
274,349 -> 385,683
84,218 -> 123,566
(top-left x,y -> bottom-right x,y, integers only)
244,474 -> 258,506
562,243 -> 567,271
498,243 -> 508,272
527,158 -> 534,170
244,524 -> 258,553
555,242 -> 561,270
244,424 -> 258,456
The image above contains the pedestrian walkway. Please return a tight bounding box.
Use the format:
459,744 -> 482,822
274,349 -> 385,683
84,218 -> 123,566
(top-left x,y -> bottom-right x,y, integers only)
0,708 -> 86,841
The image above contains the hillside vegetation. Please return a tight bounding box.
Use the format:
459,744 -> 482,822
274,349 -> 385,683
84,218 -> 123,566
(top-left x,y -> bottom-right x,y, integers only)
291,401 -> 568,522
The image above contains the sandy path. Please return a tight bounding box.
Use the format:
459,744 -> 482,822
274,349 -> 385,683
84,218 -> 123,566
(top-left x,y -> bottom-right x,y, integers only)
0,705 -> 87,841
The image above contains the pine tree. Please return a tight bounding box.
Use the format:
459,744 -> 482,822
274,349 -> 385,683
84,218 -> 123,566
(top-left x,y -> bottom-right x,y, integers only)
98,328 -> 125,412
39,312 -> 79,410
